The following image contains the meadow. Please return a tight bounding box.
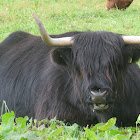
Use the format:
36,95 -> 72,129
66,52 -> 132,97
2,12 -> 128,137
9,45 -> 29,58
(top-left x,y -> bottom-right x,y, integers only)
0,0 -> 140,42
0,0 -> 140,139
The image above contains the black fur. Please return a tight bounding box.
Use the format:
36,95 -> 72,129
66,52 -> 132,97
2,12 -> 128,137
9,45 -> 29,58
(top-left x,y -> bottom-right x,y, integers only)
0,30 -> 140,127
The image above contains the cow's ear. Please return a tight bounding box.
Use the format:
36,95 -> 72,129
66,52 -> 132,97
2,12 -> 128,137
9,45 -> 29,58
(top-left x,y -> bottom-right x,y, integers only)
50,48 -> 72,66
124,44 -> 140,63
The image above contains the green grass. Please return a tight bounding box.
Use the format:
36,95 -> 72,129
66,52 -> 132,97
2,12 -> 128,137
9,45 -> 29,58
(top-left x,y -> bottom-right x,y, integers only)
0,0 -> 140,43
0,0 -> 140,139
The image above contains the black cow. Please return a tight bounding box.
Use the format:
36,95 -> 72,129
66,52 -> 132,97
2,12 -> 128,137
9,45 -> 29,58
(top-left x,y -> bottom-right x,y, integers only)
0,14 -> 140,127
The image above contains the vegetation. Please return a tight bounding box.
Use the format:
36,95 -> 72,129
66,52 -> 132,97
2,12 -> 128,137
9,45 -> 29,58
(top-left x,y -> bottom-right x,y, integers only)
0,111 -> 140,140
0,0 -> 140,139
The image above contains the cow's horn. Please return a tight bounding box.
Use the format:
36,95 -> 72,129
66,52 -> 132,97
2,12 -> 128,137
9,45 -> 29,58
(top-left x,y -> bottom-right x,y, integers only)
32,13 -> 73,47
122,35 -> 140,44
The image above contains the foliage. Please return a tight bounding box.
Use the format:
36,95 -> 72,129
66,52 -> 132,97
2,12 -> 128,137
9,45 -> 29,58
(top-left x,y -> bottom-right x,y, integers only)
0,111 -> 139,140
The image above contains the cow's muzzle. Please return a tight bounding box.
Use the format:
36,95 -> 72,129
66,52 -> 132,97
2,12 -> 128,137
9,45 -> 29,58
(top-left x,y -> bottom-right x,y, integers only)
88,89 -> 109,111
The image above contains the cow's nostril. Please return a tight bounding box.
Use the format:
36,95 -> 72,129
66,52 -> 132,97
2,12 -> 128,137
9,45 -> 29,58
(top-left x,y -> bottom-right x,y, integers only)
91,86 -> 101,92
90,90 -> 107,98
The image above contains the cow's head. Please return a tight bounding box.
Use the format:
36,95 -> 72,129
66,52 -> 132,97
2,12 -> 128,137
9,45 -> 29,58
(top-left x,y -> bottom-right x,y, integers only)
33,13 -> 140,123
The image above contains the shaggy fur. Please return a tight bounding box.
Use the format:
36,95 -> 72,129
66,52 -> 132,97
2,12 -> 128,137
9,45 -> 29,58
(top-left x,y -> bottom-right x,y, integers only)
0,30 -> 140,127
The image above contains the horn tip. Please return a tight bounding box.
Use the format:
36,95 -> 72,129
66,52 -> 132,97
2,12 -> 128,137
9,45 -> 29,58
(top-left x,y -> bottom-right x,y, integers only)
32,12 -> 38,20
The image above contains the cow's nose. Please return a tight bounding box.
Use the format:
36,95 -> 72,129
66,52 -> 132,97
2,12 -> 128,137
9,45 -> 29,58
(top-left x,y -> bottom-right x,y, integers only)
89,89 -> 107,104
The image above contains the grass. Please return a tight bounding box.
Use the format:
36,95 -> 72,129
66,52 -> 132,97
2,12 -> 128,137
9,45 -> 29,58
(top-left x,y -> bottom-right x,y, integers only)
0,0 -> 140,43
0,0 -> 140,139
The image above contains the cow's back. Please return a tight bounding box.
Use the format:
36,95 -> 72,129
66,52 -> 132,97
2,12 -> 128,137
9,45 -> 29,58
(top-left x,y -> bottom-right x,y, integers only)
0,31 -> 51,117
0,31 -> 82,119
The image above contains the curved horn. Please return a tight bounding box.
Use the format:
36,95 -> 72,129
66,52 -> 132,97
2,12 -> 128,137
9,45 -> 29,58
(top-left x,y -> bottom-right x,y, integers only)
32,13 -> 73,47
122,35 -> 140,44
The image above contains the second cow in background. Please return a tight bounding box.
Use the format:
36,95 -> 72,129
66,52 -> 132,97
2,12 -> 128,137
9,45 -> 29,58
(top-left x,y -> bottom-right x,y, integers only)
106,0 -> 133,10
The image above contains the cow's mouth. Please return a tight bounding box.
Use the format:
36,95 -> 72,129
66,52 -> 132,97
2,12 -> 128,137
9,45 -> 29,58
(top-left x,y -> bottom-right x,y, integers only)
93,104 -> 109,111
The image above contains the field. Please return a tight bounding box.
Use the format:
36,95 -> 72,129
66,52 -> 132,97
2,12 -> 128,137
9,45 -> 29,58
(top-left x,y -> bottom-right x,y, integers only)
0,0 -> 140,42
0,0 -> 140,139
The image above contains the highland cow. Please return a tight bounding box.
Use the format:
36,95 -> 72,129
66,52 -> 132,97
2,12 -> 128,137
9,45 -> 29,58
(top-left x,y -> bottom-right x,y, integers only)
0,14 -> 140,127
